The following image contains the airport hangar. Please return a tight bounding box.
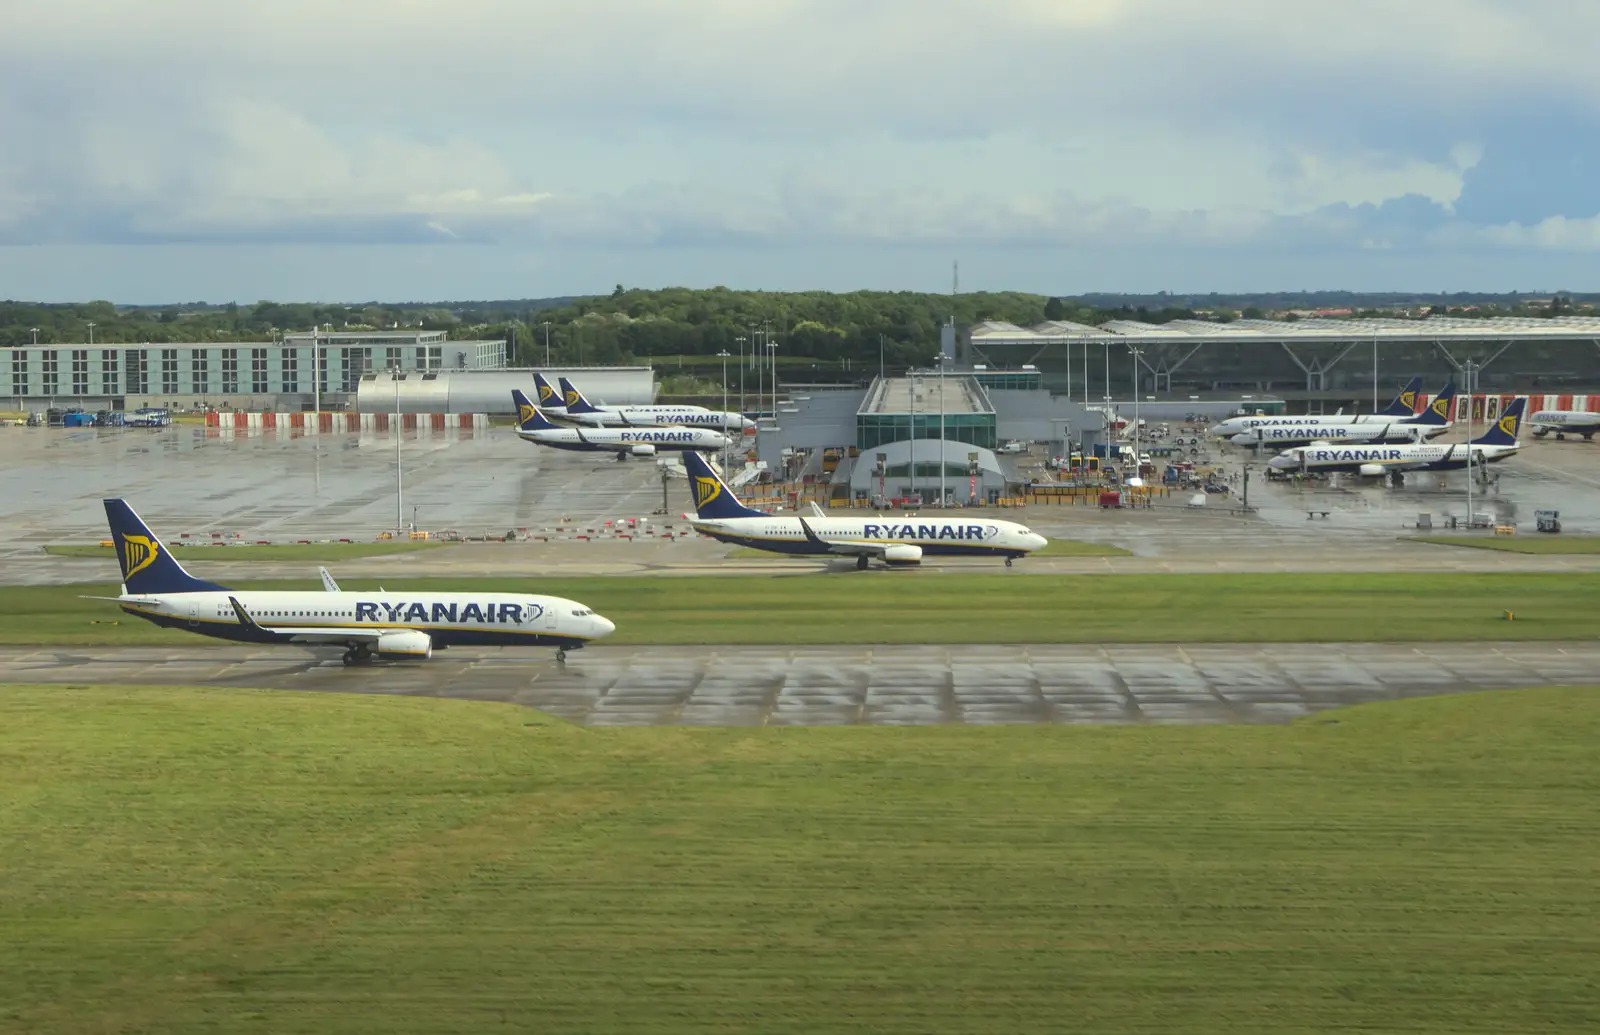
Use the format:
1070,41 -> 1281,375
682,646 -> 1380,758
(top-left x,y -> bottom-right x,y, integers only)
966,314 -> 1600,410
0,328 -> 655,415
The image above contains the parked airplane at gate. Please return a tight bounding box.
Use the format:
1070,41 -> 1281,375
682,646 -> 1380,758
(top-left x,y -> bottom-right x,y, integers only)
681,451 -> 1047,568
558,376 -> 756,432
1229,388 -> 1454,447
512,390 -> 729,458
1267,398 -> 1526,480
1528,408 -> 1600,440
89,500 -> 614,665
1210,377 -> 1434,436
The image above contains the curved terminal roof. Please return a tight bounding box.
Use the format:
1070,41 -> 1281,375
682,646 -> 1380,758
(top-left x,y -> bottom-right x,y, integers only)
970,315 -> 1600,345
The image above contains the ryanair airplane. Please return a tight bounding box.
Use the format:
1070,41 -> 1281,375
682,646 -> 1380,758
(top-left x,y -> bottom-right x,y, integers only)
1210,377 -> 1436,437
1528,408 -> 1600,440
91,500 -> 614,665
557,376 -> 757,432
512,390 -> 729,458
1268,398 -> 1526,480
682,451 -> 1048,569
1229,387 -> 1454,448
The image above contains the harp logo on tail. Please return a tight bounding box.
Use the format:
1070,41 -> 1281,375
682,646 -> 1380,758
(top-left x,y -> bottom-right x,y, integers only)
565,390 -> 580,407
1498,410 -> 1520,437
538,383 -> 555,403
518,402 -> 537,425
1430,395 -> 1451,419
1399,390 -> 1416,411
693,476 -> 722,509
120,534 -> 159,580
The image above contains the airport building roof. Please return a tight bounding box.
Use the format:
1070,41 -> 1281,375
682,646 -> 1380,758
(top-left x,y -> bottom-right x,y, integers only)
969,315 -> 1600,345
860,374 -> 993,416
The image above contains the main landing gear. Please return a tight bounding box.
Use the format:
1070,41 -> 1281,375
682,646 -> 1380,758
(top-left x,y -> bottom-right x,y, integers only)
1005,557 -> 1014,567
341,644 -> 374,667
856,556 -> 869,571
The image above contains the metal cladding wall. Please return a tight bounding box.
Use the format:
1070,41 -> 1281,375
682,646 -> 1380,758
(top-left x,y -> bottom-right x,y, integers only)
355,368 -> 656,414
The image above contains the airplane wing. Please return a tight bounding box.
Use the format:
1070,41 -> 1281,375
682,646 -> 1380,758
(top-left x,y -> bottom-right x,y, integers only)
796,516 -> 892,558
318,567 -> 341,593
802,501 -> 826,518
228,596 -> 382,645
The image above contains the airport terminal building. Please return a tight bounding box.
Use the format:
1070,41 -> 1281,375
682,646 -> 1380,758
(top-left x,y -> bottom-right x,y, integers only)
0,331 -> 506,413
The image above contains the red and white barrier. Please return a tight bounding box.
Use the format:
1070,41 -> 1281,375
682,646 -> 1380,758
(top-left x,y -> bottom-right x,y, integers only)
1410,393 -> 1598,420
205,412 -> 490,432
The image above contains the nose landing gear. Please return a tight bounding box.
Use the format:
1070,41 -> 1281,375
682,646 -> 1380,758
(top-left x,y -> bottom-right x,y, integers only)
555,648 -> 568,664
1005,557 -> 1014,567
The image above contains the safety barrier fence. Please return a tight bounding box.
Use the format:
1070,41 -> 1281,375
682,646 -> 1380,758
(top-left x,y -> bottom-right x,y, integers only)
203,412 -> 490,431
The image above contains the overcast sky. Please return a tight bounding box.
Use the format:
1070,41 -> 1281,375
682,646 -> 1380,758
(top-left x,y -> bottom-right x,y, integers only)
3,0 -> 1599,301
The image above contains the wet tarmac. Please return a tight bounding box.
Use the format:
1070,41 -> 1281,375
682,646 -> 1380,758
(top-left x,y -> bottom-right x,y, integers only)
5,423 -> 1600,585
2,642 -> 1592,726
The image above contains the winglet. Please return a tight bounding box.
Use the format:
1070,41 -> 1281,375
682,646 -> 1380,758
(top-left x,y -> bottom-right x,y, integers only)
796,516 -> 829,547
227,595 -> 267,633
318,566 -> 340,593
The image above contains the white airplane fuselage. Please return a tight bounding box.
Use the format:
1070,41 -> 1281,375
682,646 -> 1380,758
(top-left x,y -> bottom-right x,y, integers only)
1529,411 -> 1600,438
1231,422 -> 1447,447
1268,442 -> 1520,475
567,407 -> 756,432
516,426 -> 729,454
692,514 -> 1047,560
1212,413 -> 1431,436
116,590 -> 615,653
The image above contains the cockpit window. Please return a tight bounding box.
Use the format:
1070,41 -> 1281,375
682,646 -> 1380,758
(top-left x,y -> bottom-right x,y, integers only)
571,609 -> 591,616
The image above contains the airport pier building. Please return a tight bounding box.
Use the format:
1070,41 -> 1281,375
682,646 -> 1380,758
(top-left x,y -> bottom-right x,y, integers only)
0,331 -> 506,414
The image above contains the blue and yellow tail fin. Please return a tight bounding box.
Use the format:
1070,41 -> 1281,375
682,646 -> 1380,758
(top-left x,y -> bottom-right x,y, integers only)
557,377 -> 601,414
682,451 -> 765,519
1380,376 -> 1424,416
102,499 -> 228,595
1472,398 -> 1525,446
511,389 -> 557,431
533,372 -> 565,412
1413,381 -> 1457,426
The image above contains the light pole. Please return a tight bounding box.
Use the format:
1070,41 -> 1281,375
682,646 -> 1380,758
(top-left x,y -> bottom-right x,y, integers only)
766,342 -> 779,421
1372,334 -> 1378,413
717,349 -> 730,470
1103,342 -> 1111,464
87,321 -> 95,346
1128,346 -> 1144,481
909,366 -> 917,504
395,374 -> 404,535
937,353 -> 947,506
1463,360 -> 1479,526
30,327 -> 39,346
736,335 -> 746,415
314,326 -> 321,415
543,321 -> 551,367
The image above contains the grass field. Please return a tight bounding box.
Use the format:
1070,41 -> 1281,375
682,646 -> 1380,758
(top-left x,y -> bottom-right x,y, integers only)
1,684 -> 1596,1034
729,538 -> 1130,559
1412,535 -> 1600,554
43,540 -> 453,561
4,572 -> 1597,646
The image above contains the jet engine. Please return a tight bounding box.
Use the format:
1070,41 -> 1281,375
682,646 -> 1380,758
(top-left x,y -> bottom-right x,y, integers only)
374,629 -> 433,660
883,544 -> 924,565
1358,463 -> 1388,477
628,444 -> 658,456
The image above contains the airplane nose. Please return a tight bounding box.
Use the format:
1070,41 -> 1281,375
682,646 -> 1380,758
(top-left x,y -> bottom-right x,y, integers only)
591,614 -> 616,639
